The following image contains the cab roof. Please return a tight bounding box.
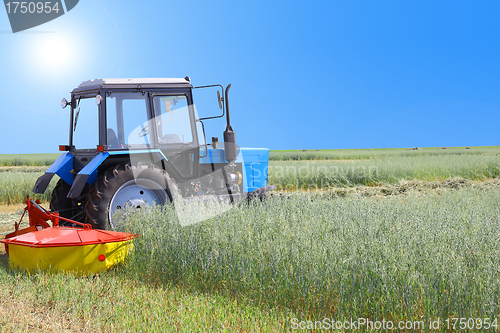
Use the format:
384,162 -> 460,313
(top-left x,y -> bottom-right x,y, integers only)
72,77 -> 192,93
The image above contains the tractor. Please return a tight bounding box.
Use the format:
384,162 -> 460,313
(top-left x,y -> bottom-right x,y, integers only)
33,77 -> 275,229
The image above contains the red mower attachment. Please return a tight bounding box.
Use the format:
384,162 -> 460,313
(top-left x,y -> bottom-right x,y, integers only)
1,197 -> 139,275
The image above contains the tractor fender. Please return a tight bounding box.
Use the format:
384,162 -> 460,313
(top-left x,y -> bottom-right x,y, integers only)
33,152 -> 73,194
67,150 -> 169,199
67,152 -> 109,198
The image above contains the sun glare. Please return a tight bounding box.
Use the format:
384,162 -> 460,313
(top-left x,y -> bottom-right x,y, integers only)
31,33 -> 78,74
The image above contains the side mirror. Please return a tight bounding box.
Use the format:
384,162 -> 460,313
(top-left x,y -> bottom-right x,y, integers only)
217,90 -> 222,110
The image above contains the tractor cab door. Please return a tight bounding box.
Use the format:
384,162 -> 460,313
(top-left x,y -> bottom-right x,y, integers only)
106,92 -> 152,150
151,93 -> 200,182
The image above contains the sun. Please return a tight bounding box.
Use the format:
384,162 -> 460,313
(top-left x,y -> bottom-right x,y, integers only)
31,33 -> 78,74
40,37 -> 70,67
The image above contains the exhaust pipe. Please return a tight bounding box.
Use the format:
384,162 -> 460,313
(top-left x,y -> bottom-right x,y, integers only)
223,83 -> 237,162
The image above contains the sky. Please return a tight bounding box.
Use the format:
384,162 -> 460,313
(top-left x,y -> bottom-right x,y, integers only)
0,0 -> 498,154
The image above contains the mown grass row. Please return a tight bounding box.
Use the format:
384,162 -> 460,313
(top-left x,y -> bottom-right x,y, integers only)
0,267 -> 289,332
269,153 -> 500,190
270,147 -> 500,161
120,188 -> 500,325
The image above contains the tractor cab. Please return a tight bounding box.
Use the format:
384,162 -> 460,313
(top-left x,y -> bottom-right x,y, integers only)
63,78 -> 201,179
33,77 -> 274,229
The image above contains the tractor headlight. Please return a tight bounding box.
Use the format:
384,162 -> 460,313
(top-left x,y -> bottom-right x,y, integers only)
60,98 -> 68,109
228,172 -> 242,185
95,95 -> 103,106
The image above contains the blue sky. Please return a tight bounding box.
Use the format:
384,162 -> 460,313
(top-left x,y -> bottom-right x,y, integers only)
0,0 -> 498,154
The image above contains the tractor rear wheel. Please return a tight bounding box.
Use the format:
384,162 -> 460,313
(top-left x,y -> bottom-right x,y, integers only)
84,163 -> 179,230
50,179 -> 86,223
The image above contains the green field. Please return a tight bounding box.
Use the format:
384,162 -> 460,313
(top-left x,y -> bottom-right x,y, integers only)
0,147 -> 499,204
0,148 -> 499,331
269,152 -> 500,190
0,153 -> 60,167
270,146 -> 500,161
0,167 -> 56,205
127,188 -> 500,322
3,188 -> 499,331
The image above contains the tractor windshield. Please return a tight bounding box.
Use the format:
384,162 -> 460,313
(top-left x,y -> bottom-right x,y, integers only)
72,98 -> 99,150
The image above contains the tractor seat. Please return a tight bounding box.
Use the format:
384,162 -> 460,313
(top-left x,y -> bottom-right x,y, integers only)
107,128 -> 119,148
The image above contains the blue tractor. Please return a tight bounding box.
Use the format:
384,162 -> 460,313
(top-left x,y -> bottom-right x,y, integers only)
33,77 -> 275,229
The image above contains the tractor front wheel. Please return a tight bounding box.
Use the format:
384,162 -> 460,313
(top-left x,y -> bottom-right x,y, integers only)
84,163 -> 178,230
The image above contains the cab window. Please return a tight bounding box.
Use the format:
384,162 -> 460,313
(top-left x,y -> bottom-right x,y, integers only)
106,92 -> 151,148
153,95 -> 192,145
